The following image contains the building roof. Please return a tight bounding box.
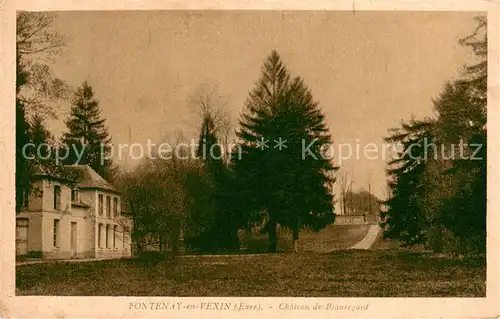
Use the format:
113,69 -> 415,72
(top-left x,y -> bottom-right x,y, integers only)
69,165 -> 119,194
32,164 -> 77,182
33,164 -> 119,194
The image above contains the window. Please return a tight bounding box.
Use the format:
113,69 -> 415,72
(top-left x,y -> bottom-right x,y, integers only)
113,197 -> 118,217
53,219 -> 60,247
98,194 -> 103,215
71,189 -> 80,203
98,223 -> 102,248
53,185 -> 61,210
113,225 -> 117,248
105,224 -> 110,248
106,196 -> 111,217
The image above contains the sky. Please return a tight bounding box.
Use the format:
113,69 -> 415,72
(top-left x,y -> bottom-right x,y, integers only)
46,10 -> 481,202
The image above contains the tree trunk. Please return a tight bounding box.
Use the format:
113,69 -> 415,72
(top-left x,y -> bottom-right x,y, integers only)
267,219 -> 277,253
292,225 -> 300,253
135,235 -> 144,256
170,232 -> 180,256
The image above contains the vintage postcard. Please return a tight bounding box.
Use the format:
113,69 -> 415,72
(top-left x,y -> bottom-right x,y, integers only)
1,0 -> 499,318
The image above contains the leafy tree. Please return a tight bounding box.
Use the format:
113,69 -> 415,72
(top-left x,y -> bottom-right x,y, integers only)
343,189 -> 380,216
15,12 -> 71,213
16,12 -> 70,118
16,55 -> 32,212
233,50 -> 338,252
119,155 -> 189,256
337,172 -> 353,215
63,81 -> 116,181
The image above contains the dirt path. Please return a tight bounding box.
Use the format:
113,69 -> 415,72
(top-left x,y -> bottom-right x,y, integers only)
349,224 -> 382,250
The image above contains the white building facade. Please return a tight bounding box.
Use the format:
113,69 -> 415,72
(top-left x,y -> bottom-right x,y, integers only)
16,165 -> 132,259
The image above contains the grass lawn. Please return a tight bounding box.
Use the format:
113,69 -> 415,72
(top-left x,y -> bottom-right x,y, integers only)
16,249 -> 485,297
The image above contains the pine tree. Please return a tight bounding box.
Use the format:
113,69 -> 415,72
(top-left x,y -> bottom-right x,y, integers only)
185,114 -> 221,252
185,111 -> 240,252
233,50 -> 338,252
381,17 -> 487,254
424,17 -> 486,254
63,81 -> 115,181
29,114 -> 53,162
382,119 -> 434,245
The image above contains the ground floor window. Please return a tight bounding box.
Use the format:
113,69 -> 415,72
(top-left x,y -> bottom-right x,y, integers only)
98,223 -> 103,248
113,225 -> 117,248
53,219 -> 60,247
16,218 -> 29,256
106,224 -> 110,248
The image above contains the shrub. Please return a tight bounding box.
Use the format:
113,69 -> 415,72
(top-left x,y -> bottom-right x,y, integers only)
27,251 -> 43,259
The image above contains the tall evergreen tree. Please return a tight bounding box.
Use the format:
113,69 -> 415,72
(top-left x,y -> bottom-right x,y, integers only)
29,114 -> 53,162
382,119 -> 434,245
63,81 -> 115,181
185,107 -> 240,252
233,50 -> 338,252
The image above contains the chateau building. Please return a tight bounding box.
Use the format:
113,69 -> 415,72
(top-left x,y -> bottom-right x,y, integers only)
15,165 -> 132,259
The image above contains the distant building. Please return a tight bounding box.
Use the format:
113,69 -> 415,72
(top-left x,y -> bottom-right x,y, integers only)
16,165 -> 132,259
334,214 -> 367,225
334,211 -> 380,225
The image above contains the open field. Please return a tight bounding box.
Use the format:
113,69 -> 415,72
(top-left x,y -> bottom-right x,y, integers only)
16,249 -> 485,297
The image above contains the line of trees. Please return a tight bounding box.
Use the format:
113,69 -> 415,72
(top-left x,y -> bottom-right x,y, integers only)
120,51 -> 338,254
381,17 -> 487,256
18,12 -> 486,257
16,12 -> 70,212
337,172 -> 380,217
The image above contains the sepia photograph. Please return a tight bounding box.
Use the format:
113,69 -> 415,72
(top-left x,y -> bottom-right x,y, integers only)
1,3 -> 498,317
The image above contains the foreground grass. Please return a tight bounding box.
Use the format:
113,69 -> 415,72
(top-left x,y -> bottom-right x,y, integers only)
17,249 -> 485,297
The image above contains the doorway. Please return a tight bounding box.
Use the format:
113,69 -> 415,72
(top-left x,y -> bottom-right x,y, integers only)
70,222 -> 77,258
16,218 -> 29,256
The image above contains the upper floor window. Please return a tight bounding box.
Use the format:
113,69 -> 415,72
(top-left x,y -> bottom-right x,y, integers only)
98,194 -> 104,215
71,189 -> 80,203
113,197 -> 118,217
106,196 -> 111,217
53,185 -> 61,210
